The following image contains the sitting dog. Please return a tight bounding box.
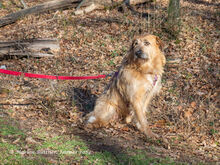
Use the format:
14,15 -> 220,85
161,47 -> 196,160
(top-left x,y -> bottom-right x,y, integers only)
86,34 -> 166,138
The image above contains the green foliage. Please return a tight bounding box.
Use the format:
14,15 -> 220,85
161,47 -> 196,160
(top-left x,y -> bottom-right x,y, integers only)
116,150 -> 183,165
0,119 -> 49,164
0,2 -> 5,9
210,129 -> 218,135
111,50 -> 119,57
0,142 -> 49,165
0,119 -> 25,138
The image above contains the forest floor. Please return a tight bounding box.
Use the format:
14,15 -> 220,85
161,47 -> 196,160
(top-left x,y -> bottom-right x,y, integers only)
0,0 -> 219,164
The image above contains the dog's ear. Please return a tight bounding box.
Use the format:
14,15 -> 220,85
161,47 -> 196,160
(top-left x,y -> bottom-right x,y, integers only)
156,36 -> 164,51
130,38 -> 137,51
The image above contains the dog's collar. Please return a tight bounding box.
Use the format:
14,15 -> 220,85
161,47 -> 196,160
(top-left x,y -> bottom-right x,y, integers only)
153,75 -> 158,86
114,71 -> 119,77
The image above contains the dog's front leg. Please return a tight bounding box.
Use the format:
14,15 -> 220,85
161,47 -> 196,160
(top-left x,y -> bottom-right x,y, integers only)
131,98 -> 158,139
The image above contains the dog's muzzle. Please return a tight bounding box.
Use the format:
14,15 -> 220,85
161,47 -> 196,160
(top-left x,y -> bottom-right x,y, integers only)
135,50 -> 148,59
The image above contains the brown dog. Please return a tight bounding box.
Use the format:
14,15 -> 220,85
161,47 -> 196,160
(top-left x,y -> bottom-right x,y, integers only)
86,34 -> 166,138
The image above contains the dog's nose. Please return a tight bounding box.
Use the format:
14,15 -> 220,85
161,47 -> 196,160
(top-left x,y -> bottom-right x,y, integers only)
135,50 -> 148,59
135,50 -> 142,57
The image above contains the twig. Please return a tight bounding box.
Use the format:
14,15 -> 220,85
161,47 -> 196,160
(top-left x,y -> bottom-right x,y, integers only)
0,103 -> 34,106
20,0 -> 28,9
76,0 -> 87,10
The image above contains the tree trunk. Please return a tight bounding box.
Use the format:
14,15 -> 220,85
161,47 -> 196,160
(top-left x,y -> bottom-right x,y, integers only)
166,0 -> 181,37
168,0 -> 180,22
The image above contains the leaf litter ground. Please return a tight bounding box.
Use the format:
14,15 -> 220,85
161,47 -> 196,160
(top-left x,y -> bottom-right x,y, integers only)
0,0 -> 219,164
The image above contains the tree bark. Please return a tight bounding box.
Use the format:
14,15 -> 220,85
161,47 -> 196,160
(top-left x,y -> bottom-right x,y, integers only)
166,0 -> 181,37
125,0 -> 149,5
0,0 -> 80,27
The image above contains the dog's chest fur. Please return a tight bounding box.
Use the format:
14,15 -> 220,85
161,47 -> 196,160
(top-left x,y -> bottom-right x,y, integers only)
115,69 -> 162,104
145,74 -> 161,95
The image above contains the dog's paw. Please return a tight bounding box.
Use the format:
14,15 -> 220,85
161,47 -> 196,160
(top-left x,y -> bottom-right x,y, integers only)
87,115 -> 97,123
84,115 -> 96,129
147,132 -> 159,139
144,128 -> 159,139
125,115 -> 133,124
84,115 -> 103,129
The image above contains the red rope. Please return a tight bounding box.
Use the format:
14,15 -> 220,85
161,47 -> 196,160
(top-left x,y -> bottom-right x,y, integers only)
0,69 -> 106,80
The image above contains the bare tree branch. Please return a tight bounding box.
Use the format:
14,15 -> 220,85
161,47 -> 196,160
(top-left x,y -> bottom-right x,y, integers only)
20,0 -> 28,9
0,0 -> 80,27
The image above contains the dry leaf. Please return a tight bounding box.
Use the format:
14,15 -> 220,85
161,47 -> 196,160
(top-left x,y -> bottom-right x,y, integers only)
184,108 -> 193,119
121,126 -> 129,131
13,138 -> 20,144
26,137 -> 39,145
191,102 -> 196,108
0,88 -> 9,97
154,119 -> 166,128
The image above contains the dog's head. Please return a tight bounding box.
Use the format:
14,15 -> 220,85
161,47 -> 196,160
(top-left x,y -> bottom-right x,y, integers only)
128,34 -> 166,74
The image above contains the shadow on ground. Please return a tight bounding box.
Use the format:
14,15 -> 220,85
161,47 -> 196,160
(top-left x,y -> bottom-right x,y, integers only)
67,87 -> 97,116
66,86 -> 169,163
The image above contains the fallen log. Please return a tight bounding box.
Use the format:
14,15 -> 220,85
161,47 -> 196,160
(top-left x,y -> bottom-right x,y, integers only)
0,0 -> 149,27
74,0 -> 149,15
0,39 -> 60,58
125,0 -> 149,5
0,0 -> 80,27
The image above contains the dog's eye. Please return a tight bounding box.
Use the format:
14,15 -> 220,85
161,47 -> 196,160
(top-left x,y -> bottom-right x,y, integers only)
133,41 -> 138,46
144,41 -> 150,46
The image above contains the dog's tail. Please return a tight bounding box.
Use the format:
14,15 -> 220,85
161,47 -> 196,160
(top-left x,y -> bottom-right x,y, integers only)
86,97 -> 118,128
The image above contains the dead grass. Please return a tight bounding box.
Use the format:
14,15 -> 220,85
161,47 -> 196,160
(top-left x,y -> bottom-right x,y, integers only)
0,0 -> 219,164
